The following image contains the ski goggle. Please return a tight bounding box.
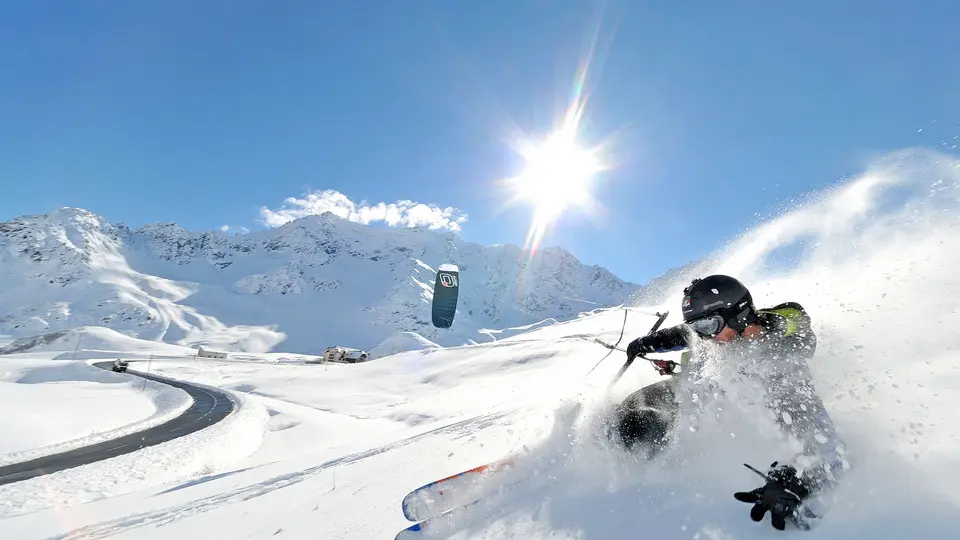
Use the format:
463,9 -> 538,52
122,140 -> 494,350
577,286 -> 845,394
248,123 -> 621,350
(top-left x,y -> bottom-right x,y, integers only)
688,314 -> 726,338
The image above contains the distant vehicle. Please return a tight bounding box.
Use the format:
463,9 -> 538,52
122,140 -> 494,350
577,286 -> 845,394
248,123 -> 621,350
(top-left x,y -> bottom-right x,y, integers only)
112,359 -> 129,373
342,348 -> 368,363
318,346 -> 369,364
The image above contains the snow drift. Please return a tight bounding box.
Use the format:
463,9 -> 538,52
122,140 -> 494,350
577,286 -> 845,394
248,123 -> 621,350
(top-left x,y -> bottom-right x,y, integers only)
476,318 -> 561,342
369,331 -> 440,359
0,326 -> 196,358
0,382 -> 267,518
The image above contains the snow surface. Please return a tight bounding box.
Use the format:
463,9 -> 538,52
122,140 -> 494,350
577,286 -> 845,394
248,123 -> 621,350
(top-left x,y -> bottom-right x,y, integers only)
369,331 -> 440,359
0,373 -> 266,519
476,318 -> 560,342
0,354 -> 192,465
1,149 -> 960,540
0,326 -> 199,357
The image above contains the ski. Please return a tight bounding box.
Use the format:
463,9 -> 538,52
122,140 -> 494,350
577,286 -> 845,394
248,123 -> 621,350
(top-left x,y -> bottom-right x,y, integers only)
396,378 -> 588,531
401,458 -> 515,522
395,464 -> 555,539
395,500 -> 483,539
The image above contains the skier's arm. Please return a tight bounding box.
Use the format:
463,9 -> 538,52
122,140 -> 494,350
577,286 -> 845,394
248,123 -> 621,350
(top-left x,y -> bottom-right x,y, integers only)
768,374 -> 848,490
627,324 -> 692,356
763,303 -> 847,491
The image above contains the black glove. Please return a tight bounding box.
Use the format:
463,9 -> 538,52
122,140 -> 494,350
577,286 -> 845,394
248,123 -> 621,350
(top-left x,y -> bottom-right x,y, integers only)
627,336 -> 677,375
626,335 -> 655,361
734,462 -> 811,531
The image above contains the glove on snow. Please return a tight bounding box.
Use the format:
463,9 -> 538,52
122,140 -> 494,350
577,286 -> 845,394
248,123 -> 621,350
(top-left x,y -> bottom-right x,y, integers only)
734,462 -> 811,531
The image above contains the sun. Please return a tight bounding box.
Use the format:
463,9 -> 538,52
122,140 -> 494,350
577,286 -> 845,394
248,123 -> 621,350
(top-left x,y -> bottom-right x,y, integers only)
494,15 -> 618,255
510,131 -> 603,224
503,124 -> 607,252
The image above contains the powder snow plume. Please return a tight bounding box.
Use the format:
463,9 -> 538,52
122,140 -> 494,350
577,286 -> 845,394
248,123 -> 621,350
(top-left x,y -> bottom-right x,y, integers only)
609,148 -> 960,535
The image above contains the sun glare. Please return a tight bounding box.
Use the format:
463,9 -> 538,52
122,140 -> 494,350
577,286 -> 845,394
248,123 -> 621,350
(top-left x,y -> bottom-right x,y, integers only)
511,131 -> 603,224
503,122 -> 607,254
494,14 -> 616,256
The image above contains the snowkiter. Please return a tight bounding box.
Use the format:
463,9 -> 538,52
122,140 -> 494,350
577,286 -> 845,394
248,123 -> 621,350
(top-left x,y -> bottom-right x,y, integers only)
617,274 -> 848,530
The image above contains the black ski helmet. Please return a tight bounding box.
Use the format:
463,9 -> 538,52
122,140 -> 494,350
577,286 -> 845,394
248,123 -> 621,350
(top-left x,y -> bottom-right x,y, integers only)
681,275 -> 757,336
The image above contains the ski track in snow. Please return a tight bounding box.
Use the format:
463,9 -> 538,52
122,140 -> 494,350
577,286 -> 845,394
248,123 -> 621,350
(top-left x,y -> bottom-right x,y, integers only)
46,411 -> 511,540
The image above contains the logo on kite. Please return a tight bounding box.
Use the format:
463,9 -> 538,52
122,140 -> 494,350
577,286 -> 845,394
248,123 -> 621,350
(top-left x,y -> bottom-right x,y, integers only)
431,264 -> 460,329
438,272 -> 458,288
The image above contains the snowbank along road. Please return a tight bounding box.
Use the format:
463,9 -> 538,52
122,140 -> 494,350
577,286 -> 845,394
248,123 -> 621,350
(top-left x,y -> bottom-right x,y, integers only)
0,362 -> 235,486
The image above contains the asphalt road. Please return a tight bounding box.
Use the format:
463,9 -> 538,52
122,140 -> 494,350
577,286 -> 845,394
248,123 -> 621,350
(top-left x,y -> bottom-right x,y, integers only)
0,362 -> 234,486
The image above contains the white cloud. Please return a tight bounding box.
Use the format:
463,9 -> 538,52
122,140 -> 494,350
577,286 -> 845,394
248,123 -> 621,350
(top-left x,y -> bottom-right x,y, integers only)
259,189 -> 468,232
220,225 -> 250,235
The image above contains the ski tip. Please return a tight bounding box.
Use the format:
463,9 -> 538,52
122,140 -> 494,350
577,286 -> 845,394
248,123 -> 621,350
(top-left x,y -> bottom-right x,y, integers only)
395,522 -> 423,540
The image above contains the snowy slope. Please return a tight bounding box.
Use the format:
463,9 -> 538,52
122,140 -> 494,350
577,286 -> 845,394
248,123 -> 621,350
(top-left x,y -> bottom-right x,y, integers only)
0,326 -> 198,357
1,149 -> 958,540
369,331 -> 441,359
0,209 -> 642,353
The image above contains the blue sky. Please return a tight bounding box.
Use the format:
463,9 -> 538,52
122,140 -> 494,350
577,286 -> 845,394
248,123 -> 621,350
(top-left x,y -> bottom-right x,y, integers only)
1,1 -> 957,285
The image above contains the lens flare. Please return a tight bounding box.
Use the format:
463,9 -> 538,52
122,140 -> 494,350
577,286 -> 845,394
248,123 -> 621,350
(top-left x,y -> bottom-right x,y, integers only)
488,6 -> 621,307
506,128 -> 605,251
498,52 -> 612,256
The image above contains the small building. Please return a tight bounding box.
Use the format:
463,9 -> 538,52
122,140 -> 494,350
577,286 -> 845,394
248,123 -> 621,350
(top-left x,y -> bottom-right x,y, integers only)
197,346 -> 228,359
320,346 -> 368,364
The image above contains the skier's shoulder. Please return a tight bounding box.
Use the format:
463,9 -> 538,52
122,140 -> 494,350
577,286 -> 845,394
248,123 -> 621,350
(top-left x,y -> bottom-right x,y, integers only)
757,301 -> 813,335
758,301 -> 811,322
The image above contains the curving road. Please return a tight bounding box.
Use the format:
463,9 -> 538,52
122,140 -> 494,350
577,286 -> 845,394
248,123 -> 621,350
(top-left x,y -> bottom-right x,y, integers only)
0,362 -> 234,486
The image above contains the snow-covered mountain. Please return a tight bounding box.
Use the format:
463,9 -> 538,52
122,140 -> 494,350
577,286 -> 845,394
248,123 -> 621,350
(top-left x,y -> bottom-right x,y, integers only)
0,208 -> 646,353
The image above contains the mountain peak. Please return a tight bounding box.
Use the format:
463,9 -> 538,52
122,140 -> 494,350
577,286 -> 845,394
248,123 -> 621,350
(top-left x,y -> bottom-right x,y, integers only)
0,207 -> 646,353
